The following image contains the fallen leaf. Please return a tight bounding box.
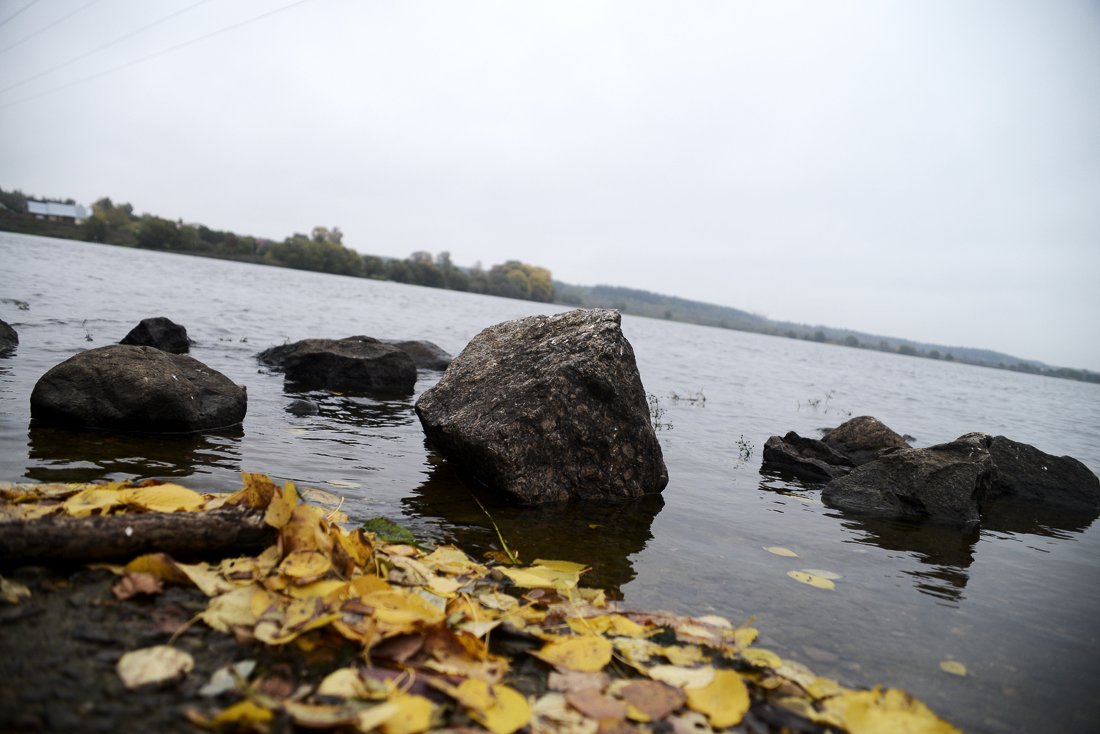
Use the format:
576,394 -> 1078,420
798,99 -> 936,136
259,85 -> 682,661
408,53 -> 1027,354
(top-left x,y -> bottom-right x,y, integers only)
125,483 -> 205,513
939,661 -> 967,676
112,571 -> 163,600
1,575 -> 32,604
532,635 -> 613,672
566,687 -> 628,721
449,678 -> 532,734
801,569 -> 843,580
264,479 -> 298,528
379,693 -> 435,734
125,553 -> 191,585
201,585 -> 258,633
548,670 -> 611,693
210,699 -> 275,727
622,680 -> 687,720
198,660 -> 256,697
647,665 -> 716,690
740,648 -> 784,669
763,546 -> 798,557
819,686 -> 962,734
684,669 -> 750,728
357,702 -> 401,732
787,570 -> 835,589
279,548 -> 333,582
117,646 -> 194,689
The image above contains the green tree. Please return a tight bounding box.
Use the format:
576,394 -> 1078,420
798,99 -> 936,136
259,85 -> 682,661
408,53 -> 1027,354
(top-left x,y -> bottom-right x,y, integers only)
899,344 -> 917,356
813,330 -> 826,342
82,215 -> 108,242
843,335 -> 859,348
929,350 -> 941,360
136,217 -> 182,250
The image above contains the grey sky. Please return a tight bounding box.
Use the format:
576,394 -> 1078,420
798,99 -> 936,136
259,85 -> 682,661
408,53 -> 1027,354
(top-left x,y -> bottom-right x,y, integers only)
2,0 -> 1098,369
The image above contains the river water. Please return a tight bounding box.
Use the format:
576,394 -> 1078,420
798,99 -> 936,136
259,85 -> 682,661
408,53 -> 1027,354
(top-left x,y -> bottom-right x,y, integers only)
2,233 -> 1098,733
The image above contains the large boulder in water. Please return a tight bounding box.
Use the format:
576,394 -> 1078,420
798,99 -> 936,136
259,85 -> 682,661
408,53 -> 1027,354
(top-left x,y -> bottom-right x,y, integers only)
986,435 -> 1100,511
762,432 -> 854,481
30,345 -> 247,433
414,309 -> 668,503
380,339 -> 453,370
257,336 -> 416,393
821,415 -> 911,466
119,316 -> 192,354
0,319 -> 16,352
822,433 -> 995,525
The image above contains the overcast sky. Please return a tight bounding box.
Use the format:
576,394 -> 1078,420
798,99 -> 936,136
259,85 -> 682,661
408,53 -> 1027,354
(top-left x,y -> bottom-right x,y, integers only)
2,0 -> 1098,369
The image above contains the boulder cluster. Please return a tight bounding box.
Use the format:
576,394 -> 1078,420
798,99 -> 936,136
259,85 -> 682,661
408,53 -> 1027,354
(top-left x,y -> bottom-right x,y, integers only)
763,416 -> 1099,524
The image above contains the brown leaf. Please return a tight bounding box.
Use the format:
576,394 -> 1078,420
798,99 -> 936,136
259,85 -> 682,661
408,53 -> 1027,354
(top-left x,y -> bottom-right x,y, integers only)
112,571 -> 163,600
598,720 -> 638,734
548,670 -> 611,693
372,634 -> 426,664
254,676 -> 296,700
151,604 -> 190,634
565,687 -> 627,721
622,680 -> 686,721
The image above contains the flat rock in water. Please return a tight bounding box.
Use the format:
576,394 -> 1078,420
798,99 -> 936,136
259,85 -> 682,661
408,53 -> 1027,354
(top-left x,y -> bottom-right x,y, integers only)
30,345 -> 247,433
822,433 -> 995,525
0,318 -> 17,350
415,308 -> 668,503
986,435 -> 1100,511
762,431 -> 854,481
119,316 -> 192,354
256,336 -> 416,393
821,415 -> 911,466
380,339 -> 453,370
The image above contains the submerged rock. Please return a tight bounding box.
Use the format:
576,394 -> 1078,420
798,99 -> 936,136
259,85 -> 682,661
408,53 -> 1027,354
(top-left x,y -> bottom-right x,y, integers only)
119,317 -> 193,354
761,432 -> 854,481
380,339 -> 453,370
257,336 -> 416,393
30,345 -> 247,433
822,434 -> 995,525
821,415 -> 911,466
285,399 -> 319,416
986,435 -> 1100,511
415,309 -> 668,503
0,319 -> 16,352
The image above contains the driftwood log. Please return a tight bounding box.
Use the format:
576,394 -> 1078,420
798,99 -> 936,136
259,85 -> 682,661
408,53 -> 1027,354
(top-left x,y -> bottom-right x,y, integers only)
0,506 -> 273,563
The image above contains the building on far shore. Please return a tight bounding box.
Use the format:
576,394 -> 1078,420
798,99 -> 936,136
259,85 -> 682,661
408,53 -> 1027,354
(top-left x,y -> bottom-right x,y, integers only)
26,200 -> 89,223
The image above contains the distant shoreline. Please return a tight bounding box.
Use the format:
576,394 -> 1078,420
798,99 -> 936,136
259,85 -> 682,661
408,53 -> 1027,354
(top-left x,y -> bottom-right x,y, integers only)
3,210 -> 1096,385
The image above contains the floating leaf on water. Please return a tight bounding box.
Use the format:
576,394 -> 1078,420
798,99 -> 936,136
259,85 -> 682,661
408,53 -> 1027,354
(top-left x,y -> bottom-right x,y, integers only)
117,645 -> 194,689
285,428 -> 308,435
800,569 -> 843,580
940,661 -> 967,676
763,546 -> 798,557
787,571 -> 835,590
362,517 -> 429,549
326,480 -> 360,488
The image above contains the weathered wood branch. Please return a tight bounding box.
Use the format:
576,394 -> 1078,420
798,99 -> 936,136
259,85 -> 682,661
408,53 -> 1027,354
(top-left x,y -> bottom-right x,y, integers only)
0,506 -> 274,563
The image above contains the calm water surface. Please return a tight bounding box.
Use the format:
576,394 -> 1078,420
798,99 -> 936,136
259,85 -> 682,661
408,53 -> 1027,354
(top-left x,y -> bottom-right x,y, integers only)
2,234 -> 1099,733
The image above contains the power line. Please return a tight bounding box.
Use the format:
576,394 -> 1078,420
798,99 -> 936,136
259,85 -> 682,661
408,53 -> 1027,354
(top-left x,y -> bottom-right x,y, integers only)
0,0 -> 314,111
0,0 -> 216,95
0,0 -> 106,56
0,0 -> 40,29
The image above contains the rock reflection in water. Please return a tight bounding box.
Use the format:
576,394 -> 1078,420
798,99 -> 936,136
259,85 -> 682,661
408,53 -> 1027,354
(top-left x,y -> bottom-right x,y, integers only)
836,514 -> 977,604
25,424 -> 243,484
403,451 -> 665,595
980,496 -> 1099,539
283,387 -> 417,430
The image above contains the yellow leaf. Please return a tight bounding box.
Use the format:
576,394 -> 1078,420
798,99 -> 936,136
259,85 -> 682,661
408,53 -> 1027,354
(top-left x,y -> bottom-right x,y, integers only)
428,576 -> 463,597
357,702 -> 401,732
684,669 -> 750,728
264,480 -> 298,528
532,559 -> 589,573
787,571 -> 835,589
763,546 -> 798,557
63,486 -> 126,516
200,585 -> 258,633
647,664 -> 716,690
379,694 -> 434,734
175,561 -> 234,597
532,635 -> 613,672
820,686 -> 962,734
741,648 -> 784,669
125,553 -> 191,584
207,699 -> 275,728
116,646 -> 194,689
661,644 -> 710,667
939,661 -> 967,676
444,679 -> 531,734
279,549 -> 333,582
1,576 -> 31,604
317,667 -> 367,698
124,483 -> 205,513
499,565 -> 579,590
801,568 -> 843,580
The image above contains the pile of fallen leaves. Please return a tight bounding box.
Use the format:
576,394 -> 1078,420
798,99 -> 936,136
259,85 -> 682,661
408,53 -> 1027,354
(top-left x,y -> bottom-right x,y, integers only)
0,474 -> 959,734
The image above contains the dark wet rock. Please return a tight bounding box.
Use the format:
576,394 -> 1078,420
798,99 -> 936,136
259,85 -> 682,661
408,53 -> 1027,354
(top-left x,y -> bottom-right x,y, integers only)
118,316 -> 192,354
415,309 -> 668,503
986,435 -> 1100,511
285,398 -> 319,416
821,415 -> 911,466
30,344 -> 247,433
380,339 -> 453,370
257,336 -> 416,393
822,433 -> 995,525
762,431 -> 854,481
0,319 -> 17,353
